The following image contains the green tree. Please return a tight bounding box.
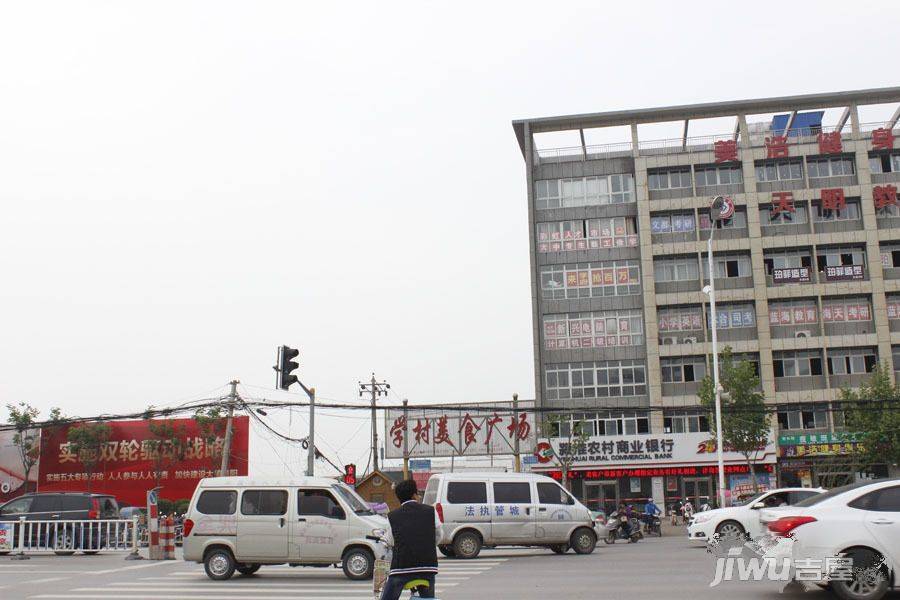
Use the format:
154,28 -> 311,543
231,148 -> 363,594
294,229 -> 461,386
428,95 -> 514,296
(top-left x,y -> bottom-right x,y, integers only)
542,413 -> 590,491
5,402 -> 41,488
192,407 -> 227,471
67,422 -> 113,492
143,414 -> 188,490
699,347 -> 771,494
840,364 -> 900,476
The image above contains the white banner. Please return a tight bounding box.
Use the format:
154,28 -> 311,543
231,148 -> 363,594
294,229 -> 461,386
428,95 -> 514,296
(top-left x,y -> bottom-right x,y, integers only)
532,430 -> 776,469
383,401 -> 536,459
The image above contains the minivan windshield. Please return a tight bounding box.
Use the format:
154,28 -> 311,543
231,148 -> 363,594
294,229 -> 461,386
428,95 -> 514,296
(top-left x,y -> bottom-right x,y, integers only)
332,484 -> 375,516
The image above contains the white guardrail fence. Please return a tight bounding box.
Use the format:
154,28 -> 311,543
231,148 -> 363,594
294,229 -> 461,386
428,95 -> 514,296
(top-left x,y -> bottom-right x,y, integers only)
0,516 -> 142,557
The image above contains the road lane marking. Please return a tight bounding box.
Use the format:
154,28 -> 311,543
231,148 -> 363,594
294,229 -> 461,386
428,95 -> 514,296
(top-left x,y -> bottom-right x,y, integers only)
34,596 -> 378,600
88,562 -> 182,575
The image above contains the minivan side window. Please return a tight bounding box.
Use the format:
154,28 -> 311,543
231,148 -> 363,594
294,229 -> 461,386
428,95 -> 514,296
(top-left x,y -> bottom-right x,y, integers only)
493,482 -> 532,504
30,496 -> 62,513
1,497 -> 33,516
61,496 -> 89,513
422,478 -> 439,506
241,490 -> 288,516
447,482 -> 487,504
298,490 -> 345,519
197,490 -> 237,515
537,482 -> 575,505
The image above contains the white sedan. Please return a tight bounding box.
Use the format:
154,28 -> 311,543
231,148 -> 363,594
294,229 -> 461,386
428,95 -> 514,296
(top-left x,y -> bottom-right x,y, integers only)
764,478 -> 900,600
687,487 -> 824,544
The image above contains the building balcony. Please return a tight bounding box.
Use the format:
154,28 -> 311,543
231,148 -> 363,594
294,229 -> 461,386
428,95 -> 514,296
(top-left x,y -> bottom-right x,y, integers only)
871,172 -> 900,185
774,375 -> 828,392
649,188 -> 693,201
877,215 -> 900,230
883,267 -> 900,281
814,219 -> 863,234
889,319 -> 900,333
651,231 -> 697,244
698,227 -> 749,242
695,183 -> 745,197
829,373 -> 872,389
703,275 -> 754,291
761,222 -> 812,237
661,381 -> 703,397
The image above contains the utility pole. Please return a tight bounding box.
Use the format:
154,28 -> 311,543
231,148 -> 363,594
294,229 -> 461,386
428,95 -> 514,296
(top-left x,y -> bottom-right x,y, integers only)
359,374 -> 389,474
402,399 -> 409,479
512,393 -> 521,473
219,380 -> 239,476
307,388 -> 316,477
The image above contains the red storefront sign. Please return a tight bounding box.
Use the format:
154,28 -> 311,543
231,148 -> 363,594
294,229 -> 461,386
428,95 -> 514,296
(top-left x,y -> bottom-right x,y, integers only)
38,417 -> 249,505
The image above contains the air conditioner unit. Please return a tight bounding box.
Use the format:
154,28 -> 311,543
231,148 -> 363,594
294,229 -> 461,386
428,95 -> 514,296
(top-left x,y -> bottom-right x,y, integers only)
794,330 -> 811,338
683,337 -> 698,344
661,336 -> 677,345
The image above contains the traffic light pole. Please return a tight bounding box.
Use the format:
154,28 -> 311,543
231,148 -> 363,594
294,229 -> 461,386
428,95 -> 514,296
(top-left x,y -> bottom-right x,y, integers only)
219,380 -> 239,476
294,380 -> 318,477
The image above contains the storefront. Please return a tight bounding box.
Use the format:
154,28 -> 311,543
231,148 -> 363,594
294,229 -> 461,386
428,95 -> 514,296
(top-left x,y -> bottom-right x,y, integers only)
777,433 -> 886,488
532,431 -> 777,514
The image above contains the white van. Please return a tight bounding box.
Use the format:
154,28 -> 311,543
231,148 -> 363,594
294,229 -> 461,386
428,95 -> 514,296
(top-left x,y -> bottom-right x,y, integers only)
182,476 -> 388,581
422,472 -> 596,558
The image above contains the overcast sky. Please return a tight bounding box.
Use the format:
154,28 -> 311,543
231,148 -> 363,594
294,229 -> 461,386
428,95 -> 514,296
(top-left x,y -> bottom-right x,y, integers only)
2,1 -> 898,477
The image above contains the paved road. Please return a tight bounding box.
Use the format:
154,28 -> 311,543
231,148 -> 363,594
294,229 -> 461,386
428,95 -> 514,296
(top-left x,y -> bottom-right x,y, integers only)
1,535 -> 898,600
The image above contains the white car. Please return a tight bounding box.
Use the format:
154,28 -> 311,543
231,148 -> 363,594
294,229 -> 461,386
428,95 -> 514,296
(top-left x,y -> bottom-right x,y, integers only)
764,478 -> 900,600
687,487 -> 824,544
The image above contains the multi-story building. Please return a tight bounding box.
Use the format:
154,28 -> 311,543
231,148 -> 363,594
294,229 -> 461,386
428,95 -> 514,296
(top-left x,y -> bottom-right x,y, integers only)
513,87 -> 900,512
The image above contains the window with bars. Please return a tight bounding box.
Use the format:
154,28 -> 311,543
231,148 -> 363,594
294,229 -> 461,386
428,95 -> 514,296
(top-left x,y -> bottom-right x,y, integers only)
542,311 -> 644,350
648,169 -> 692,191
544,361 -> 648,400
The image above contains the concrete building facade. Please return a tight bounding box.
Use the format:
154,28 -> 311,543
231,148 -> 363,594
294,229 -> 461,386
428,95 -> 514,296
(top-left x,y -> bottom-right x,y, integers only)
513,88 -> 900,510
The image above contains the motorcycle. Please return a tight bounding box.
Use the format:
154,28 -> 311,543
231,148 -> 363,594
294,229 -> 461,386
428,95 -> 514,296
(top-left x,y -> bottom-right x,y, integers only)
603,513 -> 643,544
642,513 -> 662,537
367,534 -> 439,599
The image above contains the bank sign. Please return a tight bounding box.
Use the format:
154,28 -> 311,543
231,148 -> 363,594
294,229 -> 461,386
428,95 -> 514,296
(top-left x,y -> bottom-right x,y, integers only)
535,431 -> 776,469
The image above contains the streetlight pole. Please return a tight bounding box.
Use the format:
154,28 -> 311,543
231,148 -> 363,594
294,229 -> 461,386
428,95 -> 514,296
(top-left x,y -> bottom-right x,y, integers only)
705,196 -> 732,509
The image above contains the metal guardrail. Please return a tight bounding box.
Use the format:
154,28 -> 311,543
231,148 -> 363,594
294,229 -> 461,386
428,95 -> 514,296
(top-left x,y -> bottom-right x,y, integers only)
0,516 -> 141,556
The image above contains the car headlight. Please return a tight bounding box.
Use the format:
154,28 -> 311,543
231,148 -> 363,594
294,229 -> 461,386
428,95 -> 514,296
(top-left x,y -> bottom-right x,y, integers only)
692,514 -> 712,524
371,528 -> 386,538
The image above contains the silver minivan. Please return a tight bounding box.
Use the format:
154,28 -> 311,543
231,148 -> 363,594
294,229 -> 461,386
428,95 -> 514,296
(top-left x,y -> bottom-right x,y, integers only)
423,472 -> 596,559
182,476 -> 388,580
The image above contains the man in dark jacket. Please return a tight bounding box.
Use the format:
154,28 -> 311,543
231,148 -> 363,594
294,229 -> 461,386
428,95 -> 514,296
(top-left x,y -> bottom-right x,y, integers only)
380,479 -> 440,600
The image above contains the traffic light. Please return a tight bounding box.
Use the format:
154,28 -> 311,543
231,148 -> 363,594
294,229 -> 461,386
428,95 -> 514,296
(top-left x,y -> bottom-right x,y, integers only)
343,464 -> 356,486
276,345 -> 299,390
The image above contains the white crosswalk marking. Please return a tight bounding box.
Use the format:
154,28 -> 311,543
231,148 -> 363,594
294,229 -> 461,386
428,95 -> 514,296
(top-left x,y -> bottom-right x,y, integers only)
28,557 -> 508,599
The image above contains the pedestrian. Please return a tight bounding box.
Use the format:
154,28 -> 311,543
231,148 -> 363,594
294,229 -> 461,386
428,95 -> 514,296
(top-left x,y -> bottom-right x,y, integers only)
379,479 -> 440,600
682,499 -> 695,523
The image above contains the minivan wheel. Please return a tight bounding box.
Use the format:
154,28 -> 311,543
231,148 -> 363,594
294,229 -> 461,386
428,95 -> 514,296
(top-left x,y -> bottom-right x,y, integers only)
831,549 -> 888,600
342,548 -> 374,580
452,531 -> 482,559
204,548 -> 236,580
438,545 -> 456,558
570,527 -> 597,554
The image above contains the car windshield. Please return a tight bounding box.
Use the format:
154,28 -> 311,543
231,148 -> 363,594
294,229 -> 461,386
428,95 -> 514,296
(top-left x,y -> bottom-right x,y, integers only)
332,484 -> 375,516
793,481 -> 877,507
733,492 -> 766,507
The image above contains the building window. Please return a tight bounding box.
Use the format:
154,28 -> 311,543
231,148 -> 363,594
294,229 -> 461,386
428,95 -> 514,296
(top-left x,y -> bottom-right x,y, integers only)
554,411 -> 650,437
815,247 -> 866,272
707,303 -> 755,329
695,165 -> 743,187
887,296 -> 900,320
664,411 -> 709,434
540,261 -> 641,299
827,348 -> 877,375
703,253 -> 752,279
777,407 -> 828,431
648,169 -> 692,191
760,203 -> 809,225
699,209 -> 747,230
536,218 -> 637,253
868,153 -> 900,174
763,250 -> 813,274
755,159 -> 803,182
807,157 -> 855,179
822,298 -> 872,322
658,306 -> 703,333
769,301 -> 817,326
544,360 -> 647,400
543,311 -> 644,350
535,174 -> 635,209
880,246 -> 900,268
773,350 -> 824,377
813,199 -> 860,222
660,356 -> 707,383
650,212 -> 695,234
653,257 -> 699,282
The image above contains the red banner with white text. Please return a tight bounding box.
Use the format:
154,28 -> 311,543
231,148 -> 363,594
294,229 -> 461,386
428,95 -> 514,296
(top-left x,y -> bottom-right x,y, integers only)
37,417 -> 249,506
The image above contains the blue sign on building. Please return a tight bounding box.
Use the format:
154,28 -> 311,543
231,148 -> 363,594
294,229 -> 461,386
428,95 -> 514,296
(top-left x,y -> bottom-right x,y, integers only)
409,459 -> 432,471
